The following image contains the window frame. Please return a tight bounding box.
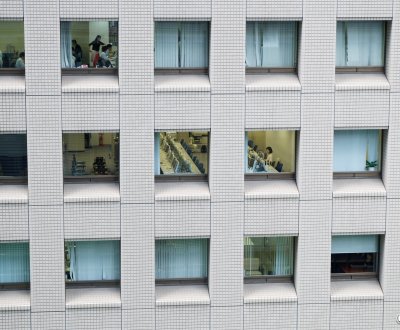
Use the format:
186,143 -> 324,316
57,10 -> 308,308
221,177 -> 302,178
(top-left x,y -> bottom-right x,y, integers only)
245,21 -> 300,74
155,238 -> 209,286
332,129 -> 383,178
245,130 -> 298,179
244,236 -> 296,283
154,21 -> 210,74
335,21 -> 387,73
331,235 -> 380,280
155,131 -> 210,181
62,132 -> 120,183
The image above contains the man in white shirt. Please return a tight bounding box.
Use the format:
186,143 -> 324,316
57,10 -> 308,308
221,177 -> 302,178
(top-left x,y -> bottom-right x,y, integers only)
15,52 -> 25,68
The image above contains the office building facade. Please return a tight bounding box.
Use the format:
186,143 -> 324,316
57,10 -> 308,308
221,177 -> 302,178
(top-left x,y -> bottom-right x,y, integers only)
0,0 -> 400,329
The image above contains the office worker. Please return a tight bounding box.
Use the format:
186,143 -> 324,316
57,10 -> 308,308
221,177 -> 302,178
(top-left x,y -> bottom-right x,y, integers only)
89,35 -> 105,67
72,40 -> 83,67
15,52 -> 25,69
265,146 -> 273,165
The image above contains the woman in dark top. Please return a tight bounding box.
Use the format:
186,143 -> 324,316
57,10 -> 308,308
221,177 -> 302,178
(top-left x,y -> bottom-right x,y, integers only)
89,35 -> 105,67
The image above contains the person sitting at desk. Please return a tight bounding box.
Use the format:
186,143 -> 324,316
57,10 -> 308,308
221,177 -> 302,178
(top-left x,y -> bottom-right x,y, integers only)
15,52 -> 25,69
265,146 -> 274,165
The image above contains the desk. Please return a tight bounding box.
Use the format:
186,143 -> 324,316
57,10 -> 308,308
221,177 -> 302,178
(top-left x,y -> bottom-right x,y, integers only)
171,140 -> 201,174
160,148 -> 175,174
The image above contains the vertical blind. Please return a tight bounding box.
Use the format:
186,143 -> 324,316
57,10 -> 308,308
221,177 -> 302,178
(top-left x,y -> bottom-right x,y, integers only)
155,239 -> 208,279
66,240 -> 120,281
155,22 -> 209,68
246,22 -> 298,68
244,237 -> 293,276
0,242 -> 30,283
333,130 -> 380,172
332,235 -> 379,254
336,21 -> 385,67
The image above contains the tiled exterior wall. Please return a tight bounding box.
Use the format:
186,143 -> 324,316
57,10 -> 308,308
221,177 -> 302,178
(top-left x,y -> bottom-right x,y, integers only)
0,0 -> 399,329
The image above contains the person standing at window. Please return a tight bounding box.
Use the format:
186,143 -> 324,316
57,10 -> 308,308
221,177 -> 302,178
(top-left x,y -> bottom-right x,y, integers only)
89,35 -> 105,67
15,52 -> 25,69
72,40 -> 82,68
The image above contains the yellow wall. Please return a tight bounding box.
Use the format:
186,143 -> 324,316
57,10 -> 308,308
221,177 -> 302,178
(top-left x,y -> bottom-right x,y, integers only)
248,130 -> 296,172
0,21 -> 24,53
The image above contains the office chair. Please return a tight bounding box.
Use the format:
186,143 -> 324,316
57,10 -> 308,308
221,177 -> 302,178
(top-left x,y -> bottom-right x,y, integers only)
192,156 -> 198,163
275,162 -> 283,172
248,140 -> 254,148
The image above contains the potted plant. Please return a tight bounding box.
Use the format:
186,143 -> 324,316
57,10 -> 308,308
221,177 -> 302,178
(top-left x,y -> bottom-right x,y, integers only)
366,160 -> 378,171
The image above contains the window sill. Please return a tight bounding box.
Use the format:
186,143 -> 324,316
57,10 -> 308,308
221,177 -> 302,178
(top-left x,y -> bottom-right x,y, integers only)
155,180 -> 210,201
335,73 -> 389,91
0,289 -> 30,310
246,73 -> 301,92
0,74 -> 25,92
244,282 -> 297,304
245,179 -> 299,199
333,178 -> 386,198
64,182 -> 120,202
0,184 -> 28,204
155,284 -> 210,306
62,74 -> 119,93
155,74 -> 210,92
331,279 -> 383,301
66,287 -> 121,308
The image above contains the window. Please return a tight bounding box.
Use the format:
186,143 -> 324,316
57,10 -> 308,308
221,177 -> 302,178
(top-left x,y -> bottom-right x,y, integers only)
0,134 -> 27,183
155,22 -> 209,73
0,242 -> 30,288
246,131 -> 296,176
0,21 -> 24,71
155,239 -> 208,283
331,235 -> 379,277
333,130 -> 381,175
155,132 -> 209,177
63,133 -> 119,182
61,21 -> 118,71
246,21 -> 298,71
336,21 -> 385,70
65,240 -> 120,284
244,237 -> 294,281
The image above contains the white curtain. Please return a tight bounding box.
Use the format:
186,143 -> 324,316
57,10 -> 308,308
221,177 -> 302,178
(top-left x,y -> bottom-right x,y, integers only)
274,237 -> 293,276
181,22 -> 209,68
336,21 -> 384,67
332,235 -> 378,254
155,22 -> 179,68
0,243 -> 30,283
333,130 -> 380,172
61,22 -> 74,68
156,239 -> 208,279
68,240 -> 120,281
261,22 -> 297,67
246,22 -> 297,68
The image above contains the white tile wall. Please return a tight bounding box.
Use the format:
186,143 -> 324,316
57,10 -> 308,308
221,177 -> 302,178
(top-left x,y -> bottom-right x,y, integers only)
1,0 -> 399,328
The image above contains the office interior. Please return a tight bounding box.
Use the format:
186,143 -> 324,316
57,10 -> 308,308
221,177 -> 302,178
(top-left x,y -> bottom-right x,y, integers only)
0,21 -> 24,68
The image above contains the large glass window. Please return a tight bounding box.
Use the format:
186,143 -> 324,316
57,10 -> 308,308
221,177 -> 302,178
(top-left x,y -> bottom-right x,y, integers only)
246,22 -> 298,69
0,242 -> 30,285
61,21 -> 118,69
246,131 -> 296,174
65,240 -> 120,282
244,237 -> 294,278
63,133 -> 119,181
336,21 -> 385,68
155,132 -> 209,176
0,134 -> 27,182
333,130 -> 381,173
155,22 -> 209,70
0,21 -> 24,70
155,239 -> 208,282
331,235 -> 379,275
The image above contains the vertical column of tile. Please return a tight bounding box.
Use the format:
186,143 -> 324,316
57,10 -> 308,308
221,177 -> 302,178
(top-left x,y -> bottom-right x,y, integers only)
119,0 -> 155,327
386,0 -> 400,93
26,96 -> 63,205
24,0 -> 61,96
29,205 -> 65,329
210,203 -> 243,329
296,201 -> 331,330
